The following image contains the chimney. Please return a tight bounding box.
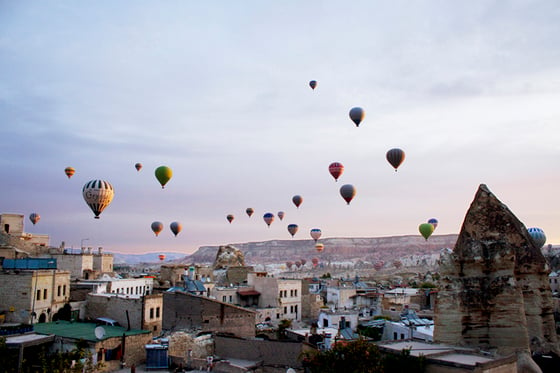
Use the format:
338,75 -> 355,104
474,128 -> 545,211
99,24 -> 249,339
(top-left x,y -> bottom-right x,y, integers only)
98,247 -> 103,255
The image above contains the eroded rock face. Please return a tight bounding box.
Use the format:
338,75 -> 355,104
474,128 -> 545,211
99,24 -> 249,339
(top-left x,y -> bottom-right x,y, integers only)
213,244 -> 245,269
435,184 -> 559,358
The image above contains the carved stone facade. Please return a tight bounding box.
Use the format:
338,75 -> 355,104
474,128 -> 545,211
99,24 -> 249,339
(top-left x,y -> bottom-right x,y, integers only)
435,184 -> 559,368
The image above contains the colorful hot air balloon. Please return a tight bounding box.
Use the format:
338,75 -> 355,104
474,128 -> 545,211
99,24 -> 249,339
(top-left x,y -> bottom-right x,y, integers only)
64,166 -> 75,179
419,223 -> 435,240
328,162 -> 344,182
158,254 -> 166,261
151,221 -> 164,236
428,218 -> 438,229
349,107 -> 365,127
287,224 -> 299,237
263,213 -> 274,227
170,221 -> 182,237
295,260 -> 302,268
340,184 -> 356,205
386,148 -> 406,171
310,228 -> 322,242
286,261 -> 293,270
292,195 -> 303,208
246,208 -> 254,217
29,213 -> 40,225
311,257 -> 319,267
155,166 -> 173,189
135,163 -> 142,172
309,80 -> 317,90
227,214 -> 234,224
82,180 -> 114,219
315,243 -> 324,253
278,211 -> 285,220
527,227 -> 546,248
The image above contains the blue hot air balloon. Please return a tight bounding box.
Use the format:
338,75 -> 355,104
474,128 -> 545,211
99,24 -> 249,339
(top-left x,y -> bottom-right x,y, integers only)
527,227 -> 546,248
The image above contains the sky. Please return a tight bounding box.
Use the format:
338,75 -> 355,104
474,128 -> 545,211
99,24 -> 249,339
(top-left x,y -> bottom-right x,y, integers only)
1,1 -> 559,255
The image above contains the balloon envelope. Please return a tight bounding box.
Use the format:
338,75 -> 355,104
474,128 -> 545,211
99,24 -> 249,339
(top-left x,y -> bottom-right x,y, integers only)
419,223 -> 435,240
158,254 -> 166,261
155,166 -> 173,188
349,107 -> 365,127
340,184 -> 356,205
310,228 -> 322,242
386,148 -> 405,171
328,162 -> 344,182
82,180 -> 114,219
135,163 -> 142,171
527,227 -> 546,248
428,218 -> 438,229
278,211 -> 285,220
292,195 -> 303,208
227,214 -> 234,224
315,243 -> 324,253
29,213 -> 40,225
263,213 -> 274,227
246,208 -> 254,217
287,224 -> 299,237
64,167 -> 75,179
311,257 -> 319,266
309,80 -> 317,90
170,221 -> 182,237
151,221 -> 164,236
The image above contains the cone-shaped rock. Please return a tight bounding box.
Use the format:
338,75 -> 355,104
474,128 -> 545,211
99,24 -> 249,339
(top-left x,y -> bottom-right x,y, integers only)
434,184 -> 559,359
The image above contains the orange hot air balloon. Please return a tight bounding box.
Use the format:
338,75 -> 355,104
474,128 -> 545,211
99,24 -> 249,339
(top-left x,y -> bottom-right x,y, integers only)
315,243 -> 324,253
158,254 -> 166,261
349,107 -> 365,127
328,162 -> 344,182
170,221 -> 182,237
151,221 -> 164,236
64,167 -> 75,179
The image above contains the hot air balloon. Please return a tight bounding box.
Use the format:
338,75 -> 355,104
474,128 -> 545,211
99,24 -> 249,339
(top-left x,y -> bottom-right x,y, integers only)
151,221 -> 164,236
135,163 -> 142,172
419,223 -> 434,240
428,218 -> 438,229
170,221 -> 182,237
328,162 -> 344,182
386,148 -> 405,171
292,195 -> 303,208
287,224 -> 299,237
246,208 -> 254,217
263,213 -> 274,227
374,261 -> 384,271
278,211 -> 285,220
286,261 -> 293,270
309,80 -> 317,90
349,107 -> 365,127
158,254 -> 166,261
527,227 -> 546,248
82,180 -> 114,219
340,184 -> 356,205
315,243 -> 324,253
227,214 -> 234,224
295,260 -> 302,268
155,166 -> 173,189
310,228 -> 322,242
64,167 -> 75,179
311,257 -> 319,267
300,259 -> 307,266
29,213 -> 40,225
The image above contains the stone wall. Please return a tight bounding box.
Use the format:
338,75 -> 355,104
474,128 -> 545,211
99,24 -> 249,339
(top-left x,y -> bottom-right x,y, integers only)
163,291 -> 256,338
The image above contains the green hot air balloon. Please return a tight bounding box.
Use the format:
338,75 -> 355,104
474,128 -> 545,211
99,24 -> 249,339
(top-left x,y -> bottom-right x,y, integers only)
419,223 -> 435,240
155,166 -> 173,189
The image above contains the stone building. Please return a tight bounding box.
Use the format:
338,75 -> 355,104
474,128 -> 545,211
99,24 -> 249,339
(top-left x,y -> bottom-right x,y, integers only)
85,293 -> 163,334
247,272 -> 303,322
434,184 -> 560,370
50,246 -> 113,280
163,291 -> 257,338
0,213 -> 50,256
0,267 -> 71,324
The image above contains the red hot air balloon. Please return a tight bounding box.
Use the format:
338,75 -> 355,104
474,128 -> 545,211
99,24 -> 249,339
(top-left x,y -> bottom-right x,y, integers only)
309,80 -> 317,90
340,184 -> 356,205
311,257 -> 319,267
151,221 -> 164,236
227,214 -> 234,224
158,254 -> 166,261
263,213 -> 274,227
386,148 -> 405,171
292,195 -> 303,208
64,166 -> 75,179
328,162 -> 344,182
349,107 -> 365,127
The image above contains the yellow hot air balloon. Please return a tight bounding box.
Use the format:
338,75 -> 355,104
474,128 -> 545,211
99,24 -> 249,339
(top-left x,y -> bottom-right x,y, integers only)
155,166 -> 173,188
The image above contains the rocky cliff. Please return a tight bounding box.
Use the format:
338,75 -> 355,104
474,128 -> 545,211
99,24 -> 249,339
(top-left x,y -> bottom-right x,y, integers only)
434,184 -> 559,365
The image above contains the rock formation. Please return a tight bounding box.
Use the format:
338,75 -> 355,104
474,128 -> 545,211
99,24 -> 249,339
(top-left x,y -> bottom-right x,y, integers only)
435,184 -> 559,365
213,244 -> 245,269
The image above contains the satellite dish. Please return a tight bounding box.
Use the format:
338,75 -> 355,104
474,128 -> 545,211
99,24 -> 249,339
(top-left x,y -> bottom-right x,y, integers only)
94,326 -> 106,340
286,369 -> 296,373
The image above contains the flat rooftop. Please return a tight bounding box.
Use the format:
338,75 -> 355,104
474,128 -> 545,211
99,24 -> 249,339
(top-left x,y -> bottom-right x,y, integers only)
33,321 -> 151,342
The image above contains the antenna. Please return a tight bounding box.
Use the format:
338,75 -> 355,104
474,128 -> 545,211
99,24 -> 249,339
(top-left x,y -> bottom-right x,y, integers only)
94,326 -> 106,340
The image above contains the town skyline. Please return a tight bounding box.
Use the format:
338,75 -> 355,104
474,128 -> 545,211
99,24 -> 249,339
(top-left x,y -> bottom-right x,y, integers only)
2,1 -> 559,254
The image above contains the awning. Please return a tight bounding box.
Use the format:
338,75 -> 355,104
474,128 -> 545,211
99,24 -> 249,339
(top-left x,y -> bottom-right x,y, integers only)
237,290 -> 260,296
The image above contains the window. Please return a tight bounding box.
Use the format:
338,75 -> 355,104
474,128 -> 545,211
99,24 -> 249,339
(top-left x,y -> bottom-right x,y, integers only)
294,289 -> 297,297
393,332 -> 397,340
222,296 -> 227,302
400,333 -> 405,339
229,295 -> 233,302
156,307 -> 160,318
283,306 -> 287,314
290,290 -> 293,297
276,313 -> 280,319
290,306 -> 293,313
150,308 -> 154,319
63,285 -> 66,296
36,290 -> 41,300
57,285 -> 61,297
279,291 -> 282,298
43,289 -> 47,299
